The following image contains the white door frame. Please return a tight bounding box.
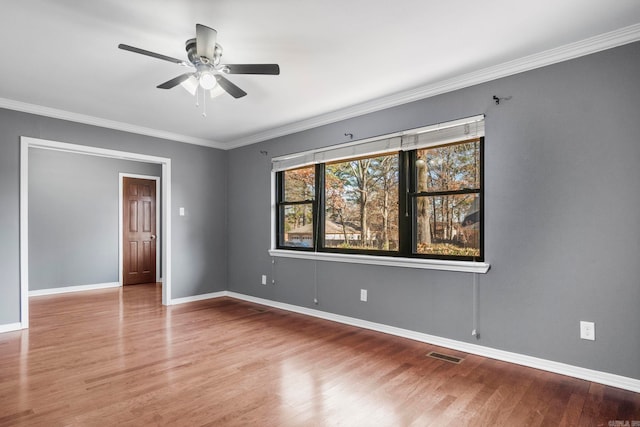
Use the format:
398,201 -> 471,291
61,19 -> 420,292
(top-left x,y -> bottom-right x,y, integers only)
20,136 -> 173,329
119,173 -> 161,285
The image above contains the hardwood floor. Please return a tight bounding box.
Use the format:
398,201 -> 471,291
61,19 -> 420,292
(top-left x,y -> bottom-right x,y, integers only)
0,284 -> 638,426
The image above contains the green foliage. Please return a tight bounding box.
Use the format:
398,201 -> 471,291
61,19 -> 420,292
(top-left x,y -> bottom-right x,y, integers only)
416,243 -> 480,257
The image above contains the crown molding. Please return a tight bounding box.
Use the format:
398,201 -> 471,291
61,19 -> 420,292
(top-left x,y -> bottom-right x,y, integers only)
1,24 -> 639,151
224,23 -> 640,149
0,98 -> 225,149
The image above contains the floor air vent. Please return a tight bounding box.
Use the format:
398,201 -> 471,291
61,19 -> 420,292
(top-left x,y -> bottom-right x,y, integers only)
248,307 -> 269,313
426,351 -> 464,364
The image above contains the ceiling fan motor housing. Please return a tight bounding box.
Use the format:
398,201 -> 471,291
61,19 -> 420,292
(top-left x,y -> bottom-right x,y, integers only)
185,38 -> 223,67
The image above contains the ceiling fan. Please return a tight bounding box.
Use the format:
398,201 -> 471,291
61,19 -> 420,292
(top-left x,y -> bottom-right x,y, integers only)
118,24 -> 280,100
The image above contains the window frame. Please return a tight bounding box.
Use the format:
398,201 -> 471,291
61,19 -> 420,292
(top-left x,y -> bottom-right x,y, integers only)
275,165 -> 319,252
320,152 -> 402,257
407,138 -> 484,262
270,117 -> 490,273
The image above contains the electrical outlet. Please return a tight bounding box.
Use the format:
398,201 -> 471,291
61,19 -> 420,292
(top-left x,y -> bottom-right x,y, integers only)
261,275 -> 267,285
580,321 -> 595,341
360,289 -> 368,302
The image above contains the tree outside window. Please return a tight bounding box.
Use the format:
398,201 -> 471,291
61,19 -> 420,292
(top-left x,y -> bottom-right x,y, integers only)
414,139 -> 481,258
325,153 -> 399,251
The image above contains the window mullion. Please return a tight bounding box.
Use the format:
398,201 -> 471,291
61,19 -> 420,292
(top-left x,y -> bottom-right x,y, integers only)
314,163 -> 325,252
412,188 -> 481,198
275,172 -> 282,249
398,151 -> 412,256
279,200 -> 315,206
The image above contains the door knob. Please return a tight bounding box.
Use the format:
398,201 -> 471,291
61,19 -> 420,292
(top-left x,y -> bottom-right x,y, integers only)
151,235 -> 156,239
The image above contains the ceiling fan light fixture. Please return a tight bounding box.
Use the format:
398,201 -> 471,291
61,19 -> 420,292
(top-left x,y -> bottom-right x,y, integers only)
199,71 -> 217,90
180,75 -> 199,96
209,84 -> 225,99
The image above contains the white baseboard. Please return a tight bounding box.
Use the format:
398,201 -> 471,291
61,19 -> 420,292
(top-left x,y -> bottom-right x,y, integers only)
225,291 -> 640,394
29,282 -> 121,297
0,322 -> 23,333
169,291 -> 227,305
27,285 -> 636,393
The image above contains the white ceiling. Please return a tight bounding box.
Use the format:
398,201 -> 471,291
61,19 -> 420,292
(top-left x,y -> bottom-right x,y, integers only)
1,1 -> 639,149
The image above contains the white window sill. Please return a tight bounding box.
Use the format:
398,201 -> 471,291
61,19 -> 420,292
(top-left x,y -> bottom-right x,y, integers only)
268,249 -> 490,274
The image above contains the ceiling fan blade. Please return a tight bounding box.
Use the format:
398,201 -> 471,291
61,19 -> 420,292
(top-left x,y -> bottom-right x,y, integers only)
224,64 -> 280,75
118,44 -> 187,66
196,24 -> 217,60
215,75 -> 247,98
157,73 -> 193,89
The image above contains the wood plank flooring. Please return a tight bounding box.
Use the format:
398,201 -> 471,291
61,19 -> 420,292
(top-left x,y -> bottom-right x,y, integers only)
0,284 -> 639,426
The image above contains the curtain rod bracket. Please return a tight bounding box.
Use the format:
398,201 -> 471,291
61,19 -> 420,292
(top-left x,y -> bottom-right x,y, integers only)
493,95 -> 512,105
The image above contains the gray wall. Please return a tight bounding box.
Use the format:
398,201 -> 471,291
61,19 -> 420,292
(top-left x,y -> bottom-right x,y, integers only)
0,110 -> 228,324
0,40 -> 637,382
227,42 -> 640,380
29,149 -> 162,290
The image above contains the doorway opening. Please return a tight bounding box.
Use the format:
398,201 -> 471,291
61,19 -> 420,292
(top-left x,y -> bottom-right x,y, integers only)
20,136 -> 173,329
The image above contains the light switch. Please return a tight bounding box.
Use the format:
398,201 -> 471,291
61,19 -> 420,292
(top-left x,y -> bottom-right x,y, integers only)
179,207 -> 185,216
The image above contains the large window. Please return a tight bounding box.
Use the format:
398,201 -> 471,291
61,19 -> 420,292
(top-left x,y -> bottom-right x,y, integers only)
274,116 -> 484,262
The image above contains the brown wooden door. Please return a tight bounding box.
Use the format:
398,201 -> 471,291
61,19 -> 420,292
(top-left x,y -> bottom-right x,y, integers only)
123,177 -> 156,285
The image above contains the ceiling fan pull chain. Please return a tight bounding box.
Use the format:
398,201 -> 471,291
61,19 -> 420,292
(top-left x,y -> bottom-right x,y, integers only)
195,85 -> 200,108
202,90 -> 207,117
